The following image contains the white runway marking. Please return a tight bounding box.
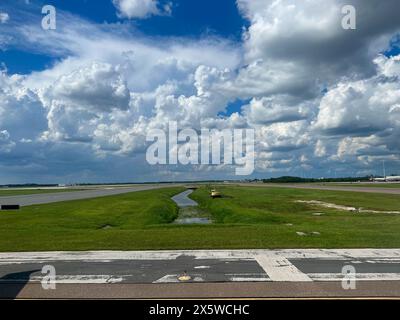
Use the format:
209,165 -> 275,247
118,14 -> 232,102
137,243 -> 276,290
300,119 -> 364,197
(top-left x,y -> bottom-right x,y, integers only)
255,255 -> 312,282
229,277 -> 269,282
1,250 -> 400,284
227,273 -> 270,282
1,249 -> 399,262
153,274 -> 204,283
0,275 -> 126,284
309,273 -> 400,281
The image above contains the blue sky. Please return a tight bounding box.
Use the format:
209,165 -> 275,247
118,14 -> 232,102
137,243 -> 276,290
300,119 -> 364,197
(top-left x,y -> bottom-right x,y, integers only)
1,0 -> 400,183
1,0 -> 246,74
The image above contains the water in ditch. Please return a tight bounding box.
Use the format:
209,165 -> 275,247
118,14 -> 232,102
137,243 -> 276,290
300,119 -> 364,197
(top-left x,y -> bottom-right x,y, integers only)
171,190 -> 212,224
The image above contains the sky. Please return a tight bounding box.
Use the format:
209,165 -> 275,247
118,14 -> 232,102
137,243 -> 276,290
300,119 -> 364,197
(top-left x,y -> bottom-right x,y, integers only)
0,0 -> 400,183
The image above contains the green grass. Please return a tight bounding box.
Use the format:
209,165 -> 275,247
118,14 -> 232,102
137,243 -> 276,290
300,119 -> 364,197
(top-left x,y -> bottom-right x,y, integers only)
1,186 -> 399,251
326,183 -> 400,188
0,189 -> 85,196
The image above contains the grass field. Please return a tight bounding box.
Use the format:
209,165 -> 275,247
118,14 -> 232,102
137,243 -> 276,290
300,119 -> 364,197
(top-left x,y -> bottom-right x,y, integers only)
326,183 -> 400,188
1,186 -> 399,251
0,189 -> 84,196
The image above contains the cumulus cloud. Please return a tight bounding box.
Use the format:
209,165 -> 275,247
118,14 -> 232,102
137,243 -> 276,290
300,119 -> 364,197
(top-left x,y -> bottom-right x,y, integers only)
0,71 -> 47,142
112,0 -> 171,19
1,7 -> 239,152
231,0 -> 400,100
42,62 -> 130,113
1,0 -> 400,182
314,55 -> 400,139
308,54 -> 400,176
243,97 -> 312,126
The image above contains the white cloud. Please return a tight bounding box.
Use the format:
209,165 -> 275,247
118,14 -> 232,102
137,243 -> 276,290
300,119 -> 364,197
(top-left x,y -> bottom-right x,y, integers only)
42,62 -> 130,113
310,55 -> 400,172
231,0 -> 400,101
1,1 -> 400,182
243,97 -> 311,125
0,71 -> 47,142
0,12 -> 9,24
314,55 -> 400,138
258,120 -> 311,153
314,140 -> 326,158
112,0 -> 171,19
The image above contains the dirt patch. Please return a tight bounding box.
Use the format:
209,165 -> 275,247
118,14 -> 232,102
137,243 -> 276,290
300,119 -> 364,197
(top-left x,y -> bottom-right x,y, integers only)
295,200 -> 400,214
296,231 -> 320,236
98,224 -> 113,230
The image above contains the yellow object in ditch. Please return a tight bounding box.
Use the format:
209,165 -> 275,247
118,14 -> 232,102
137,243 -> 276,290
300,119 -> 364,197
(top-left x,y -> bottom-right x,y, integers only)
210,190 -> 221,198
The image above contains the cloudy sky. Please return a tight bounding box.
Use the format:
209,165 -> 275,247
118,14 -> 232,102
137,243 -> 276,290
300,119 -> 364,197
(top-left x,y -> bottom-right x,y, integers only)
0,0 -> 400,184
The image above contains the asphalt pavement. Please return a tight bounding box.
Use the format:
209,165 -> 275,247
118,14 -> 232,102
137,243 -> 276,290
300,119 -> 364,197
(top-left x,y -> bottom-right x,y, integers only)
0,249 -> 399,298
0,185 -> 174,206
236,183 -> 400,195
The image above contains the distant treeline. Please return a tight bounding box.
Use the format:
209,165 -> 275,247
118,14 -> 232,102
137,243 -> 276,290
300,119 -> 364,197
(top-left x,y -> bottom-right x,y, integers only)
261,176 -> 371,183
0,180 -> 235,187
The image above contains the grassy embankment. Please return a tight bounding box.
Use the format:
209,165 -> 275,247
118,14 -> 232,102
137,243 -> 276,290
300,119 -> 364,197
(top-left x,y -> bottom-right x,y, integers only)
1,186 -> 399,251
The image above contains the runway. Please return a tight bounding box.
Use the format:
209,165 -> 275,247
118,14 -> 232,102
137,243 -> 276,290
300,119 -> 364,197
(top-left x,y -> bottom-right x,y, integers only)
0,249 -> 399,298
0,185 -> 173,206
236,183 -> 400,195
1,182 -> 398,208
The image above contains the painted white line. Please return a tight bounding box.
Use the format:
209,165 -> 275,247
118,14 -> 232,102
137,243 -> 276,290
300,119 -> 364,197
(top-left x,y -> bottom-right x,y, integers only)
153,275 -> 180,283
0,275 -> 126,284
255,255 -> 313,282
365,259 -> 400,264
153,274 -> 204,283
227,273 -> 270,282
0,249 -> 400,264
229,277 -> 270,282
192,276 -> 204,282
308,273 -> 400,281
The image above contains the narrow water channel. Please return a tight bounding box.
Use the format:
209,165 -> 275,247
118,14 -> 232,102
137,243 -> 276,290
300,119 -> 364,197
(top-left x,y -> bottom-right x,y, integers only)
171,190 -> 198,207
171,190 -> 212,224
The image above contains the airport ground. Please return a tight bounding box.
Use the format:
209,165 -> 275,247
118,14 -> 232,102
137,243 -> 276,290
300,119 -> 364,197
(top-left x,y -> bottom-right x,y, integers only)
0,184 -> 399,251
0,182 -> 399,298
